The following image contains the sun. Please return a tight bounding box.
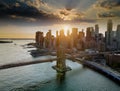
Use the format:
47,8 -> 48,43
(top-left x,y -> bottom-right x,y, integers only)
62,25 -> 71,35
64,25 -> 70,31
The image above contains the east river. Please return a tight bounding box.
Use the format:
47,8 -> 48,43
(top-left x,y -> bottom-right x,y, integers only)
0,40 -> 120,91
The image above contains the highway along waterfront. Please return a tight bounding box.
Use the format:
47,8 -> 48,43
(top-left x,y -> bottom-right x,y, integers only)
0,40 -> 120,91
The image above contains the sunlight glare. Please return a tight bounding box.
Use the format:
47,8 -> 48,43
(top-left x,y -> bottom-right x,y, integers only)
64,25 -> 70,31
63,25 -> 71,35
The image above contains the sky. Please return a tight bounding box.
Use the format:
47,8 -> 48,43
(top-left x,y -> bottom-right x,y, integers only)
0,0 -> 120,38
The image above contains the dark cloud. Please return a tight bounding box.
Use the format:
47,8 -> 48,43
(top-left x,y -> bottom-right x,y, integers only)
0,0 -> 59,19
75,12 -> 84,17
94,0 -> 120,19
73,18 -> 96,23
65,7 -> 72,11
60,10 -> 69,16
65,0 -> 80,10
98,12 -> 115,18
0,0 -> 97,26
96,0 -> 120,9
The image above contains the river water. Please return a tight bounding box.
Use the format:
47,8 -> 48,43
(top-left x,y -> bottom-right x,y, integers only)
0,40 -> 120,91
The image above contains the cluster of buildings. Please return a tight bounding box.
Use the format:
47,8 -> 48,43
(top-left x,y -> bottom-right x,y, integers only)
105,20 -> 120,51
36,30 -> 55,49
35,19 -> 120,52
35,20 -> 120,68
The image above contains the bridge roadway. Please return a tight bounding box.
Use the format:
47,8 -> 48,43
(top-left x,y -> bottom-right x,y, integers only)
0,55 -> 73,70
0,58 -> 58,70
0,51 -> 110,70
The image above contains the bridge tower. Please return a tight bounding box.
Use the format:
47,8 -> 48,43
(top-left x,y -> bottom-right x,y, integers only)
52,30 -> 71,73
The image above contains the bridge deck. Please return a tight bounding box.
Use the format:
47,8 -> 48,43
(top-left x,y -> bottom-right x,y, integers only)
0,58 -> 57,70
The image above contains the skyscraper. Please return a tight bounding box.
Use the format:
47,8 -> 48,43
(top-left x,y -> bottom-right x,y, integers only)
45,30 -> 52,48
56,31 -> 59,48
107,19 -> 113,45
95,24 -> 99,43
35,31 -> 44,48
95,24 -> 99,36
86,27 -> 92,41
59,29 -> 67,48
91,27 -> 95,37
78,29 -> 85,50
107,19 -> 113,32
78,29 -> 85,40
105,19 -> 113,50
72,28 -> 78,48
116,25 -> 120,49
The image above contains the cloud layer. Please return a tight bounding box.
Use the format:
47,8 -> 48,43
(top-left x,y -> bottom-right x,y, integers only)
0,0 -> 120,25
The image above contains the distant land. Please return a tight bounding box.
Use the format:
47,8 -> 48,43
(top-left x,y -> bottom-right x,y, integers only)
0,38 -> 35,40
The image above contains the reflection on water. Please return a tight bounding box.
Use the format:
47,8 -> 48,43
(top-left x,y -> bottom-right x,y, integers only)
56,73 -> 66,84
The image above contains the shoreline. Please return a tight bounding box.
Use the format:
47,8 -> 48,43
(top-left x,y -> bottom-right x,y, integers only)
0,40 -> 13,43
68,57 -> 120,85
83,61 -> 120,85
